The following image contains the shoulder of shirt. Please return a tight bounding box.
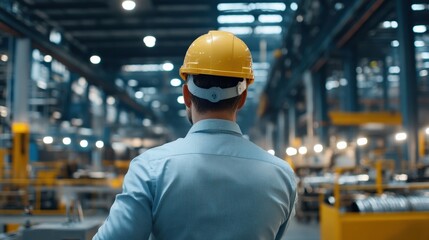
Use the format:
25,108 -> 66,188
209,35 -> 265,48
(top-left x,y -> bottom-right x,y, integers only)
132,137 -> 295,176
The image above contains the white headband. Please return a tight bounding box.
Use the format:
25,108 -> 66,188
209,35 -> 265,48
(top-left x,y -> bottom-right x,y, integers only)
186,75 -> 247,103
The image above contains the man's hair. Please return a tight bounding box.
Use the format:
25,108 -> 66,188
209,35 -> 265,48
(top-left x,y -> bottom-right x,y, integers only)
189,74 -> 245,113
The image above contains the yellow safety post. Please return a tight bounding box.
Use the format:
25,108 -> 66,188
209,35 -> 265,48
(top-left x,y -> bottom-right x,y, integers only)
12,123 -> 30,179
375,161 -> 383,195
0,148 -> 6,179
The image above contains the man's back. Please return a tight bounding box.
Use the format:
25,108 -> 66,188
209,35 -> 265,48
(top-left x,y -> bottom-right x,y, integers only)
94,119 -> 296,240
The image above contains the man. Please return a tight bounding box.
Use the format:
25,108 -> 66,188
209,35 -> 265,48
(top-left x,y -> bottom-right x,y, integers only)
93,30 -> 297,240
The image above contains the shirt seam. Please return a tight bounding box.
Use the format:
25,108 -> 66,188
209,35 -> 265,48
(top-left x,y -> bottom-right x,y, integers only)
143,152 -> 290,170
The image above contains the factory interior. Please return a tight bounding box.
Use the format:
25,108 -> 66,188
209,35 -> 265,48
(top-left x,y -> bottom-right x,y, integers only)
0,0 -> 429,239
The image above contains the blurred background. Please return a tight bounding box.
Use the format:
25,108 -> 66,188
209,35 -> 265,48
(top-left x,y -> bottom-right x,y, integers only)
0,0 -> 429,239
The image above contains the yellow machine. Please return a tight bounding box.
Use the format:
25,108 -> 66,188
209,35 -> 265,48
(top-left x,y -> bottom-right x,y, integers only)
320,163 -> 429,240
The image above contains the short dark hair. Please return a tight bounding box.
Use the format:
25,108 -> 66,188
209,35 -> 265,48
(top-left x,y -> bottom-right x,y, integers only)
189,74 -> 245,113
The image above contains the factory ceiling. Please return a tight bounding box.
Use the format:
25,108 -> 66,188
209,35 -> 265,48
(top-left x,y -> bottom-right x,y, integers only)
1,0 -> 292,140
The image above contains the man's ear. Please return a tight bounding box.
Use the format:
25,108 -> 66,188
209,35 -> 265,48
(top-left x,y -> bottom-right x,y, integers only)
182,84 -> 192,108
237,90 -> 247,110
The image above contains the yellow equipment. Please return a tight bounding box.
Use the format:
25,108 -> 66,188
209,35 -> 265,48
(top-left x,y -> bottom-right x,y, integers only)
12,123 -> 30,179
179,30 -> 254,83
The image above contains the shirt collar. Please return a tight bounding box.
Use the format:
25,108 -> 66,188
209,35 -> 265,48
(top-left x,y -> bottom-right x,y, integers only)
187,119 -> 243,137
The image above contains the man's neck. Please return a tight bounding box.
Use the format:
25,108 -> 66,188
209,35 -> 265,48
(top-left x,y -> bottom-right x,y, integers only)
191,109 -> 236,123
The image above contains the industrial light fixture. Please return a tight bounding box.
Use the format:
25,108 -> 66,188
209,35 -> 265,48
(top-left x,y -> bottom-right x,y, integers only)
298,146 -> 307,155
421,52 -> 429,59
258,14 -> 283,23
122,0 -> 136,11
128,79 -> 138,87
143,36 -> 156,48
415,40 -> 425,47
107,96 -> 116,105
286,147 -> 298,156
80,140 -> 89,148
290,2 -> 298,11
177,96 -> 185,104
49,30 -> 62,44
43,55 -> 52,63
142,118 -> 152,127
395,132 -> 407,141
357,137 -> 368,146
62,137 -> 71,145
411,4 -> 426,11
254,26 -> 282,34
170,78 -> 182,87
135,91 -> 144,99
314,144 -> 323,153
268,149 -> 275,155
425,127 -> 429,135
336,141 -> 347,150
217,3 -> 286,12
413,25 -> 427,33
391,40 -> 399,47
90,55 -> 101,64
96,140 -> 104,149
1,54 -> 8,62
162,62 -> 174,71
43,136 -> 54,144
217,15 -> 255,24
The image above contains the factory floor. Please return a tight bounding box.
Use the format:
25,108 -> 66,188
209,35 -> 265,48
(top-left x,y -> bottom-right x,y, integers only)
0,215 -> 321,239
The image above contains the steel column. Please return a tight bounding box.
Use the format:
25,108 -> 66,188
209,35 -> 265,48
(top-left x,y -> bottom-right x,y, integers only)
382,60 -> 390,110
396,0 -> 418,172
275,110 -> 286,159
313,67 -> 329,147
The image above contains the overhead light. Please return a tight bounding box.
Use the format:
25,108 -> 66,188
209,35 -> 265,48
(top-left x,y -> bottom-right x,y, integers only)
413,25 -> 427,33
90,55 -> 101,64
357,137 -> 368,146
122,64 -> 175,72
334,2 -> 344,10
62,137 -> 71,145
391,40 -> 399,47
298,146 -> 307,155
425,127 -> 429,135
336,141 -> 347,150
290,2 -> 298,11
80,139 -> 88,148
389,66 -> 400,74
390,21 -> 398,28
177,96 -> 185,104
267,149 -> 275,155
96,140 -> 104,149
135,91 -> 144,99
296,15 -> 304,22
170,78 -> 182,87
415,40 -> 425,47
143,36 -> 156,48
420,70 -> 428,77
217,3 -> 286,12
0,54 -> 8,62
107,96 -> 116,105
122,0 -> 136,11
254,26 -> 282,34
286,147 -> 297,156
162,62 -> 174,71
49,30 -> 62,44
217,15 -> 255,24
43,55 -> 52,63
142,118 -> 152,127
128,79 -> 138,87
382,21 -> 391,28
411,4 -> 426,11
219,27 -> 253,35
43,136 -> 54,144
314,144 -> 323,153
151,100 -> 161,108
421,52 -> 429,59
395,132 -> 407,141
258,14 -> 283,23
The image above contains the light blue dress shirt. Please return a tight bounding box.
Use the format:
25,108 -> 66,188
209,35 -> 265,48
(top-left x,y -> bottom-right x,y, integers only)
93,119 -> 297,240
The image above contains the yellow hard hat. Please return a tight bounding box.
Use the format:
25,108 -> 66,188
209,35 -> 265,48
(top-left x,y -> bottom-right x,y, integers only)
180,30 -> 254,84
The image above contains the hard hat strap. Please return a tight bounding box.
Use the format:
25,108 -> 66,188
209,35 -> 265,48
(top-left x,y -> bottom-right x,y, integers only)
187,75 -> 246,103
